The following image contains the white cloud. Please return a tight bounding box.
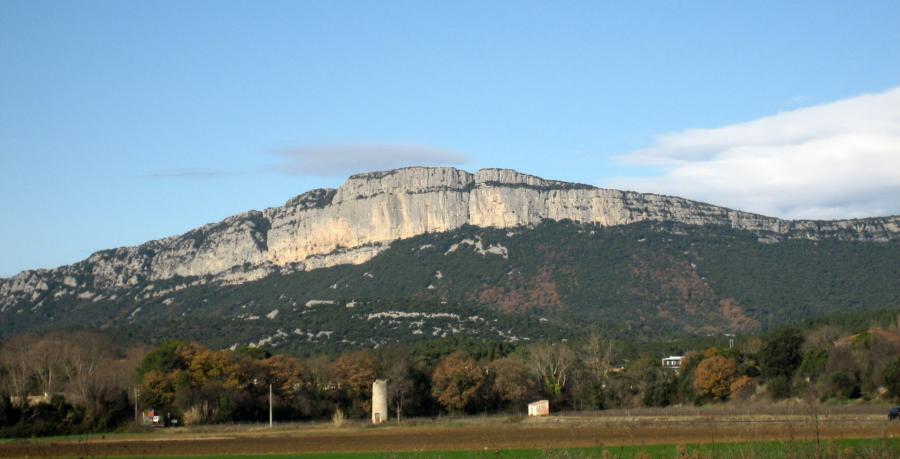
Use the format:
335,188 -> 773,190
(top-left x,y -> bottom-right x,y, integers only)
141,167 -> 231,179
608,87 -> 900,219
271,145 -> 469,177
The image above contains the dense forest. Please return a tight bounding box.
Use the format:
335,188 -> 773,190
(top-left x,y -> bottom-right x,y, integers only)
5,309 -> 900,437
4,221 -> 899,356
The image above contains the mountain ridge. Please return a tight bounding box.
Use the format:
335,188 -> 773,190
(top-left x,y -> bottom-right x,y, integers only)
2,167 -> 899,314
4,219 -> 898,352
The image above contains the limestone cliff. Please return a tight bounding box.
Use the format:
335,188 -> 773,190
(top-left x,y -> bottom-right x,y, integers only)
2,167 -> 898,311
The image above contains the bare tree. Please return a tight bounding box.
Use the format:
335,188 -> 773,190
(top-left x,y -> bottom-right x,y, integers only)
0,334 -> 37,400
529,342 -> 575,398
385,359 -> 415,422
29,333 -> 69,396
59,332 -> 115,404
303,355 -> 334,391
581,332 -> 614,384
804,325 -> 841,352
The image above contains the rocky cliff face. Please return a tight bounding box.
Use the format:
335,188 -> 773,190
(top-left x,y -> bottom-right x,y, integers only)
2,167 -> 898,311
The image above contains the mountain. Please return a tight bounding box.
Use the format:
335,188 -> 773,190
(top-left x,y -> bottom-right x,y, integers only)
1,167 -> 899,351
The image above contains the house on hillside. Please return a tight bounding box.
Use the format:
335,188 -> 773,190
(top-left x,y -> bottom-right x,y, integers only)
662,356 -> 683,370
834,328 -> 900,349
9,392 -> 49,407
528,399 -> 549,416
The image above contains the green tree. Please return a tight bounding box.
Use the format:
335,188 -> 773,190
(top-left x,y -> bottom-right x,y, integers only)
759,327 -> 805,380
136,341 -> 185,380
798,348 -> 828,382
882,357 -> 900,398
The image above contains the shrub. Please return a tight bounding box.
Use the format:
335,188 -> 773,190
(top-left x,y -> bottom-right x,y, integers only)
183,401 -> 218,425
830,371 -> 861,399
643,380 -> 677,407
767,376 -> 791,400
0,396 -> 84,438
729,376 -> 754,400
331,408 -> 346,427
798,348 -> 828,382
883,357 -> 900,399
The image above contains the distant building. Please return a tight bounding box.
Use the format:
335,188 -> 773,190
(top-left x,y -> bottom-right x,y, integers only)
662,356 -> 684,370
10,392 -> 49,408
142,408 -> 179,427
527,399 -> 550,417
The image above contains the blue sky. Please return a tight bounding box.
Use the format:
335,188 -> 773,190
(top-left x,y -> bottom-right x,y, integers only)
2,0 -> 899,276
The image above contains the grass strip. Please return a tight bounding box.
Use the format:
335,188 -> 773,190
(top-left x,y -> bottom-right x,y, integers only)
89,437 -> 900,459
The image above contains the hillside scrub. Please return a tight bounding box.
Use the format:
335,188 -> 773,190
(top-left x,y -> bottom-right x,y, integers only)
4,221 -> 900,356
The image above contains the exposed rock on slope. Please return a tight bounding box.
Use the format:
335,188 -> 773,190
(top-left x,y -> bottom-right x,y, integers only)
2,167 -> 898,311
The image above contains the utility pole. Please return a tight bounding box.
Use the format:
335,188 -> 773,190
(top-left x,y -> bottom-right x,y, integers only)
134,386 -> 140,423
269,383 -> 273,428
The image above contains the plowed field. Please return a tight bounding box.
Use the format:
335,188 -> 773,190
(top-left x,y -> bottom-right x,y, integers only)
2,415 -> 898,457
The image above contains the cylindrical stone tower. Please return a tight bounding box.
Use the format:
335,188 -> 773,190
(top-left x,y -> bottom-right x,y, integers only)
371,379 -> 388,424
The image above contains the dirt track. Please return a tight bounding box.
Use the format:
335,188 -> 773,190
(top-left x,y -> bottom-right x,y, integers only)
2,416 -> 900,457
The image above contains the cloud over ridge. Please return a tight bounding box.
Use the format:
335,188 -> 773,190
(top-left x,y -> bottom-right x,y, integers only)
272,144 -> 470,177
609,87 -> 900,220
141,167 -> 231,179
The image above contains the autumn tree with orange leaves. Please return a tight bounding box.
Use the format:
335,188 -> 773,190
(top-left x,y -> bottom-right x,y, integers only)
333,351 -> 376,417
431,352 -> 486,413
693,355 -> 737,400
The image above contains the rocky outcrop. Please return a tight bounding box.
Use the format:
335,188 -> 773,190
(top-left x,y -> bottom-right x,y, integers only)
2,167 -> 898,310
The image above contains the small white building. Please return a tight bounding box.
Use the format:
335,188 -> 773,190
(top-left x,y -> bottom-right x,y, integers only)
527,399 -> 550,416
662,356 -> 684,369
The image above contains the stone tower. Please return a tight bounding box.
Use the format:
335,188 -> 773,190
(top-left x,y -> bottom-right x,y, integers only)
371,379 -> 388,424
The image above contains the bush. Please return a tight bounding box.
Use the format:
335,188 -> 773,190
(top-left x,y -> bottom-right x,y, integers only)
83,389 -> 133,431
643,380 -> 677,407
883,357 -> 900,399
729,376 -> 754,401
0,394 -> 19,426
183,401 -> 218,425
798,348 -> 828,382
0,396 -> 85,438
331,408 -> 346,427
830,372 -> 862,399
767,376 -> 792,400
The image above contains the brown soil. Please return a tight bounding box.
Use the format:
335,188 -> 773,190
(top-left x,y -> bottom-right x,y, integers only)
2,416 -> 899,457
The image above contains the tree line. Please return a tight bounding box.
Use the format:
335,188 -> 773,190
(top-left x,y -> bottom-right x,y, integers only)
0,332 -> 141,436
4,320 -> 900,436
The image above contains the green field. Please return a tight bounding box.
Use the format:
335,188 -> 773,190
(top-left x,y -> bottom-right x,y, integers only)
88,438 -> 900,459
